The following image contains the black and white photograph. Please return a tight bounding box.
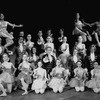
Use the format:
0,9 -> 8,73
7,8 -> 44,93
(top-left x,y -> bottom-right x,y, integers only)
0,0 -> 100,100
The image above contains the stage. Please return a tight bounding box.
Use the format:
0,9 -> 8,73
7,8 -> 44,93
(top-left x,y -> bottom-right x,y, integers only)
0,87 -> 99,100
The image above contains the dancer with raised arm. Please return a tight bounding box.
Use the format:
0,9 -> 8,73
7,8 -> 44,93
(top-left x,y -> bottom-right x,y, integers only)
0,13 -> 23,39
90,18 -> 100,46
72,13 -> 92,42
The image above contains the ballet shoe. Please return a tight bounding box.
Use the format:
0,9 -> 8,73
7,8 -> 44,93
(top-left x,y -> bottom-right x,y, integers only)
0,92 -> 7,97
22,91 -> 28,95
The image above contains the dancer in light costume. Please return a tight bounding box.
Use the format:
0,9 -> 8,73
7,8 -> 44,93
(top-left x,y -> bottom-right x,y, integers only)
31,60 -> 47,94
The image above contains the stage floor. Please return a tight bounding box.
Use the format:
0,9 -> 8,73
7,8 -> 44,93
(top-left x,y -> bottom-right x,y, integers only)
0,87 -> 99,100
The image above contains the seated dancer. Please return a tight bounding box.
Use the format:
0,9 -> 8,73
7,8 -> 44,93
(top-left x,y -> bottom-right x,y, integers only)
31,60 -> 47,94
86,62 -> 100,93
17,54 -> 32,95
90,18 -> 100,47
41,46 -> 56,79
0,13 -> 23,47
0,53 -> 16,96
69,60 -> 88,92
48,59 -> 70,93
72,13 -> 92,42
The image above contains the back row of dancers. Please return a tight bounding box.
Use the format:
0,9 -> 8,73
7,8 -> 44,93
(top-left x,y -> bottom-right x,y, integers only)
0,13 -> 100,96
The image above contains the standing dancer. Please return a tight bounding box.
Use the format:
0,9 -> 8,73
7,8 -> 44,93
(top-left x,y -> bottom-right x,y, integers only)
58,36 -> 70,68
74,36 -> 86,59
26,34 -> 34,58
17,54 -> 32,95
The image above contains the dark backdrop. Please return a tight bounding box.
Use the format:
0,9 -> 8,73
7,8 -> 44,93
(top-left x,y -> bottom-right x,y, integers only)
1,0 -> 100,54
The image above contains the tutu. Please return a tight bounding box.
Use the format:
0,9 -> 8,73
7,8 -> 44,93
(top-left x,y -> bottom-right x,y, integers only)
0,72 -> 14,84
69,77 -> 84,87
0,28 -> 13,39
31,79 -> 47,90
17,72 -> 32,84
86,78 -> 100,89
48,77 -> 65,89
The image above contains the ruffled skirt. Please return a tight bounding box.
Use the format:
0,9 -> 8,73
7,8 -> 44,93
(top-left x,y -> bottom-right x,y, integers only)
86,78 -> 100,89
69,78 -> 85,87
0,72 -> 14,84
48,77 -> 65,89
17,72 -> 32,84
31,79 -> 47,90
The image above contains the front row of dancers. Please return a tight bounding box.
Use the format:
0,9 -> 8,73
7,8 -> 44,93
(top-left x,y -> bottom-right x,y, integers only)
0,46 -> 100,97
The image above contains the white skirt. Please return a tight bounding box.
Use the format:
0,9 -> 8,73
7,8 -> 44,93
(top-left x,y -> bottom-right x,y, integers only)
48,77 -> 65,89
31,79 -> 47,90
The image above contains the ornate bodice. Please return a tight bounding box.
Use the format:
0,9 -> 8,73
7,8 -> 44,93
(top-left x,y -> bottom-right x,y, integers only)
52,67 -> 65,78
74,68 -> 86,79
2,62 -> 14,74
0,21 -> 8,29
34,68 -> 46,79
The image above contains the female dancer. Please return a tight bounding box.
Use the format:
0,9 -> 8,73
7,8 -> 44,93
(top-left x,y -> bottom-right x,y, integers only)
48,59 -> 70,93
74,35 -> 86,58
69,60 -> 88,92
26,34 -> 34,49
72,13 -> 92,42
26,34 -> 34,59
59,36 -> 70,56
90,19 -> 100,46
58,36 -> 70,68
17,54 -> 32,95
31,60 -> 47,94
0,53 -> 16,96
29,47 -> 39,69
0,13 -> 23,47
86,62 -> 100,93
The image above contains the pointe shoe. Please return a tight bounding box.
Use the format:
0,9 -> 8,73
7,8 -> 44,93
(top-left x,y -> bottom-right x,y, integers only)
0,93 -> 7,97
22,91 -> 28,95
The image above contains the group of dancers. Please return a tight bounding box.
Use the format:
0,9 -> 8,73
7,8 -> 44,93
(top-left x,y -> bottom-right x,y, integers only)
0,13 -> 100,97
